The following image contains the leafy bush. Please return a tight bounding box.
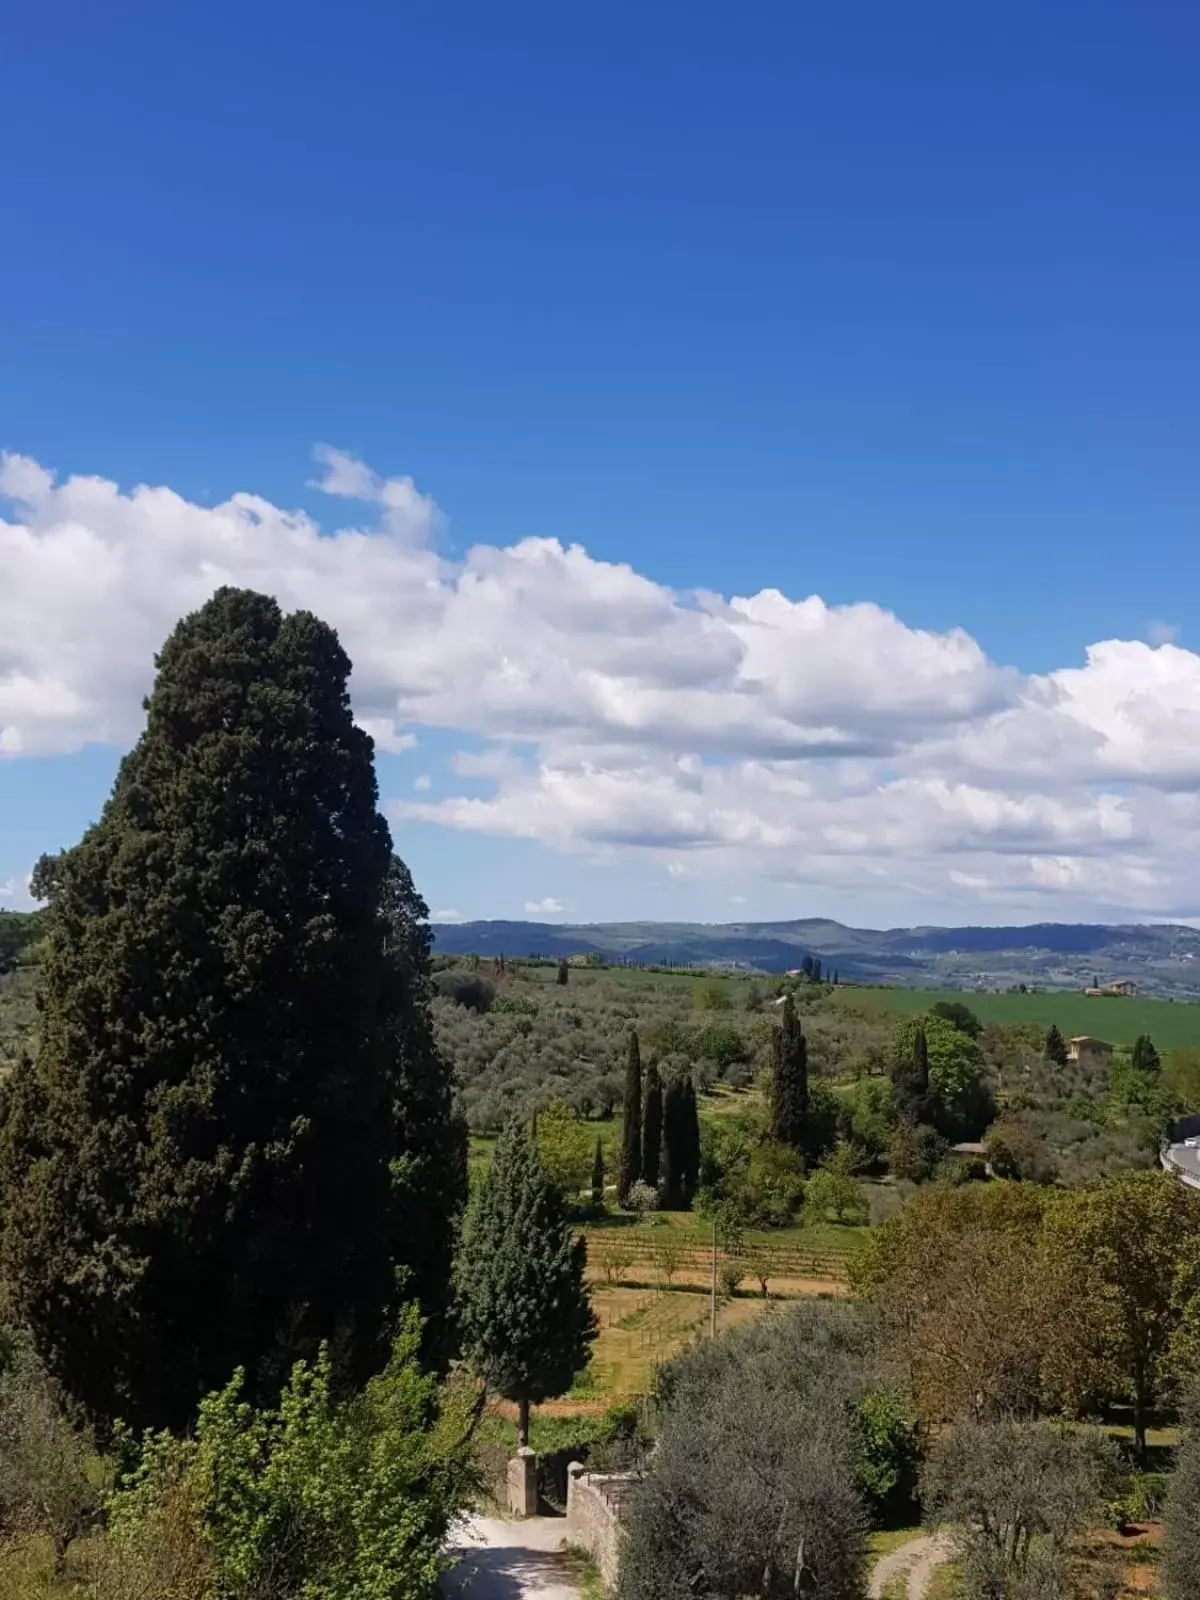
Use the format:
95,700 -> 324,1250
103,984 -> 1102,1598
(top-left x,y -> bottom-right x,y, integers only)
985,1113 -> 1058,1184
104,1313 -> 479,1600
432,970 -> 496,1013
0,1331 -> 104,1571
1163,1400 -> 1200,1597
626,1179 -> 660,1216
853,1386 -> 919,1519
492,995 -> 540,1016
535,1100 -> 594,1199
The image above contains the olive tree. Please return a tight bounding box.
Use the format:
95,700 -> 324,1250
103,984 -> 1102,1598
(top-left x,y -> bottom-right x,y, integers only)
617,1303 -> 870,1599
922,1419 -> 1118,1600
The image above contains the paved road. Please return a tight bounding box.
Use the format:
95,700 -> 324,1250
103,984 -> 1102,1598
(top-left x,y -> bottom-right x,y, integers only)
1165,1142 -> 1200,1189
440,1513 -> 581,1600
868,1532 -> 953,1600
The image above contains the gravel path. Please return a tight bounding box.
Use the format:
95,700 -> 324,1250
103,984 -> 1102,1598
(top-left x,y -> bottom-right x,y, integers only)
439,1513 -> 581,1600
868,1531 -> 954,1600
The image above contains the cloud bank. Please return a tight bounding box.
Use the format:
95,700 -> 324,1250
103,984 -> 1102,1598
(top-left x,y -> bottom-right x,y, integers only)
2,447 -> 1197,919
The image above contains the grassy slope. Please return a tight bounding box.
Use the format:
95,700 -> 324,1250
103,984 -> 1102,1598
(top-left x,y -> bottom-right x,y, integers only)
837,983 -> 1200,1050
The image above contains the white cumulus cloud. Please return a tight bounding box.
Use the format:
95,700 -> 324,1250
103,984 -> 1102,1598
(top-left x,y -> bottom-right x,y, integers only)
3,445 -> 1199,919
524,897 -> 566,915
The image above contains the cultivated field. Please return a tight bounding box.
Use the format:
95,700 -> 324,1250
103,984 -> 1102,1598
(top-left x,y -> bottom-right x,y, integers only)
839,984 -> 1200,1050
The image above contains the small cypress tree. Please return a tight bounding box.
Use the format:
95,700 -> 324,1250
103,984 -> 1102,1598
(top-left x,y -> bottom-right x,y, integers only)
591,1138 -> 605,1208
769,994 -> 808,1152
891,1025 -> 931,1127
1132,1034 -> 1161,1078
1044,1024 -> 1068,1068
619,1031 -> 643,1206
458,1119 -> 597,1445
557,957 -> 570,986
643,1064 -> 664,1188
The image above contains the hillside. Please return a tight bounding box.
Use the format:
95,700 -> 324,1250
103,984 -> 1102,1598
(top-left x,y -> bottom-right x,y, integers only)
431,916 -> 1200,998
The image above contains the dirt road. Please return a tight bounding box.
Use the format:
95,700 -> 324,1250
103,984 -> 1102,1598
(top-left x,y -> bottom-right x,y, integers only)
868,1531 -> 953,1600
440,1513 -> 581,1600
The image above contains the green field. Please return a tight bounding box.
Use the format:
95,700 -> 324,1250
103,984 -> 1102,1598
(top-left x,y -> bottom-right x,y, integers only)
838,984 -> 1200,1050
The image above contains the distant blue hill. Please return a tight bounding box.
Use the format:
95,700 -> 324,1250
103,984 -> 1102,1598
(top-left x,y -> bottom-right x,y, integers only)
430,917 -> 1200,998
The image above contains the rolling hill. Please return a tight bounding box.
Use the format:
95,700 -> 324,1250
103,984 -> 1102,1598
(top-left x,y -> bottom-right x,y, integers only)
430,916 -> 1200,999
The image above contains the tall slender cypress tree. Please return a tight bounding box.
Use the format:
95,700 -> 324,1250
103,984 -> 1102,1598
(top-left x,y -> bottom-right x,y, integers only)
0,589 -> 456,1431
618,1030 -> 643,1206
458,1119 -> 596,1445
591,1137 -> 605,1208
891,1024 -> 931,1127
769,993 -> 808,1153
659,1077 -> 683,1209
660,1074 -> 699,1210
642,1063 -> 663,1188
680,1080 -> 700,1207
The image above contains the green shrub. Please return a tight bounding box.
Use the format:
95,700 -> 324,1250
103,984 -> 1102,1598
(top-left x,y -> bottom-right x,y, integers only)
106,1312 -> 479,1600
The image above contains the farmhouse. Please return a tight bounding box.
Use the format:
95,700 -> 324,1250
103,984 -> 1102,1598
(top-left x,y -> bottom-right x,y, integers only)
1083,979 -> 1139,997
1067,1035 -> 1113,1070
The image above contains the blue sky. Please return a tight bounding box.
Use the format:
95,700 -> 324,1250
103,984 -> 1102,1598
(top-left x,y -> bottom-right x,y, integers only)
2,1 -> 1199,927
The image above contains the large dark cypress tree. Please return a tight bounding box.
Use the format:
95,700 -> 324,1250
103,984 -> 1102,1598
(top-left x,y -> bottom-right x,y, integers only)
458,1119 -> 596,1445
379,854 -> 467,1364
618,1030 -> 643,1206
642,1063 -> 663,1188
769,993 -> 808,1152
0,588 -> 457,1431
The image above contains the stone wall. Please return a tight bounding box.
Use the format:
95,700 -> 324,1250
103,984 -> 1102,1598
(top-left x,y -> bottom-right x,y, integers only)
565,1462 -> 638,1588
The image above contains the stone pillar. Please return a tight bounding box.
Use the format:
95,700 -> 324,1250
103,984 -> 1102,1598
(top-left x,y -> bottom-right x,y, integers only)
566,1459 -> 585,1521
507,1446 -> 538,1518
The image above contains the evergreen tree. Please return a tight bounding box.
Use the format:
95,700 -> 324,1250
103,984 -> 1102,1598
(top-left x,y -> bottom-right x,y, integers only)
591,1138 -> 605,1208
618,1031 -> 643,1206
556,957 -> 570,985
1131,1034 -> 1161,1078
458,1119 -> 596,1445
769,994 -> 808,1152
1044,1024 -> 1068,1068
0,589 -> 452,1432
681,1080 -> 701,1204
891,1025 -> 932,1127
660,1077 -> 684,1209
642,1063 -> 663,1188
660,1075 -> 700,1209
379,855 -> 467,1367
